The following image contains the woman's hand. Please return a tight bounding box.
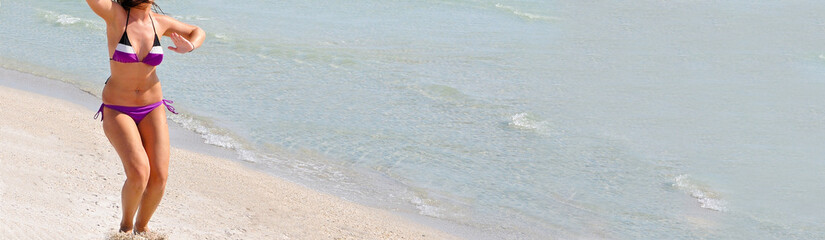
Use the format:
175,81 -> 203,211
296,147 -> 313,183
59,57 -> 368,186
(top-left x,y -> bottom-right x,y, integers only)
167,32 -> 195,53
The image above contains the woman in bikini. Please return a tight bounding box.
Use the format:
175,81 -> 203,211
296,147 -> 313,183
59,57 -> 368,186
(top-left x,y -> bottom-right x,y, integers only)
86,0 -> 204,234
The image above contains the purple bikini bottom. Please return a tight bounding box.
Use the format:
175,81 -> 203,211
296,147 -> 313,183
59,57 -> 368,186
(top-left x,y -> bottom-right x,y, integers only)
94,99 -> 178,124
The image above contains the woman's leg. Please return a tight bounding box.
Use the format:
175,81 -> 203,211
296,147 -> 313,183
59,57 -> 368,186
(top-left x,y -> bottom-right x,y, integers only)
101,107 -> 151,233
134,106 -> 171,233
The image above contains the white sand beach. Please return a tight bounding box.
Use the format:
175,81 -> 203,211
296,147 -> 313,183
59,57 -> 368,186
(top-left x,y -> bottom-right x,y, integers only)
0,80 -> 457,239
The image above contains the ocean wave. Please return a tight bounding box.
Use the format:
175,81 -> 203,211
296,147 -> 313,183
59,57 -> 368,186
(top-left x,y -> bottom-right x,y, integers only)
210,33 -> 239,50
409,84 -> 477,106
172,15 -> 212,21
508,112 -> 548,132
213,33 -> 231,41
672,174 -> 727,212
494,3 -> 558,22
420,84 -> 467,101
406,192 -> 445,218
38,9 -> 104,31
168,114 -> 258,162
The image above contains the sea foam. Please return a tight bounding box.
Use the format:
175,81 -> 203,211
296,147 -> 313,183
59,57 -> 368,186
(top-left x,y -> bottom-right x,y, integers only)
169,114 -> 258,163
405,190 -> 446,218
494,3 -> 558,21
672,174 -> 727,212
508,112 -> 550,133
171,15 -> 211,21
39,9 -> 104,31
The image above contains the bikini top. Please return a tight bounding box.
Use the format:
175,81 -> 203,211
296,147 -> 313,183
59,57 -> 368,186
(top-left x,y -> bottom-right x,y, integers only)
110,10 -> 163,66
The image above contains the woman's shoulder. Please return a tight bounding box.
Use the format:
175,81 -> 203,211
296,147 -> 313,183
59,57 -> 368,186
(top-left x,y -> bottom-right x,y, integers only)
153,13 -> 179,27
153,14 -> 189,32
153,13 -> 177,23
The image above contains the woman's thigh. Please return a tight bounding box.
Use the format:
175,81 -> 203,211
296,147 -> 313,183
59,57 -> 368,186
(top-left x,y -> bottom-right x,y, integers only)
137,106 -> 170,178
102,107 -> 150,176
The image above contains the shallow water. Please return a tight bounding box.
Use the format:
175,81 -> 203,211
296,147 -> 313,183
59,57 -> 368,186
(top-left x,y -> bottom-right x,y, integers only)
2,0 -> 825,238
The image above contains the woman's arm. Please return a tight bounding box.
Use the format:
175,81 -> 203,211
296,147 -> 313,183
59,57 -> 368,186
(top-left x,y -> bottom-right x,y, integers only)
158,15 -> 205,53
86,0 -> 117,23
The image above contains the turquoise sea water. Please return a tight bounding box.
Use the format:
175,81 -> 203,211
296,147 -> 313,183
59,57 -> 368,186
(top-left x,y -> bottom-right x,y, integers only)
2,0 -> 825,238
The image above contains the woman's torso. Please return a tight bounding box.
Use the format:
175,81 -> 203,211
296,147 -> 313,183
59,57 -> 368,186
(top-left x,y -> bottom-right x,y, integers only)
102,9 -> 164,106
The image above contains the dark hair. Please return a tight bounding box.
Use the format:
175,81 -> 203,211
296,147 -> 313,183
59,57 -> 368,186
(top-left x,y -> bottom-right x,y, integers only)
117,0 -> 164,14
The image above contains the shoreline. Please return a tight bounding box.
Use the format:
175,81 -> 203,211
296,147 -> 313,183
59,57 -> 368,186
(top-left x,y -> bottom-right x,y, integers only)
0,67 -> 459,239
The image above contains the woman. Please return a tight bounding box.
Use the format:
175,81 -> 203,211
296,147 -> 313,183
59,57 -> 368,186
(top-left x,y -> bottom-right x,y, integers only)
85,0 -> 204,234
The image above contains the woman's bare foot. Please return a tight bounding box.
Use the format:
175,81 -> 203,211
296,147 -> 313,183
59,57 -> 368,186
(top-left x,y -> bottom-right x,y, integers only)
107,231 -> 140,240
135,229 -> 167,240
119,223 -> 134,234
134,224 -> 150,234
